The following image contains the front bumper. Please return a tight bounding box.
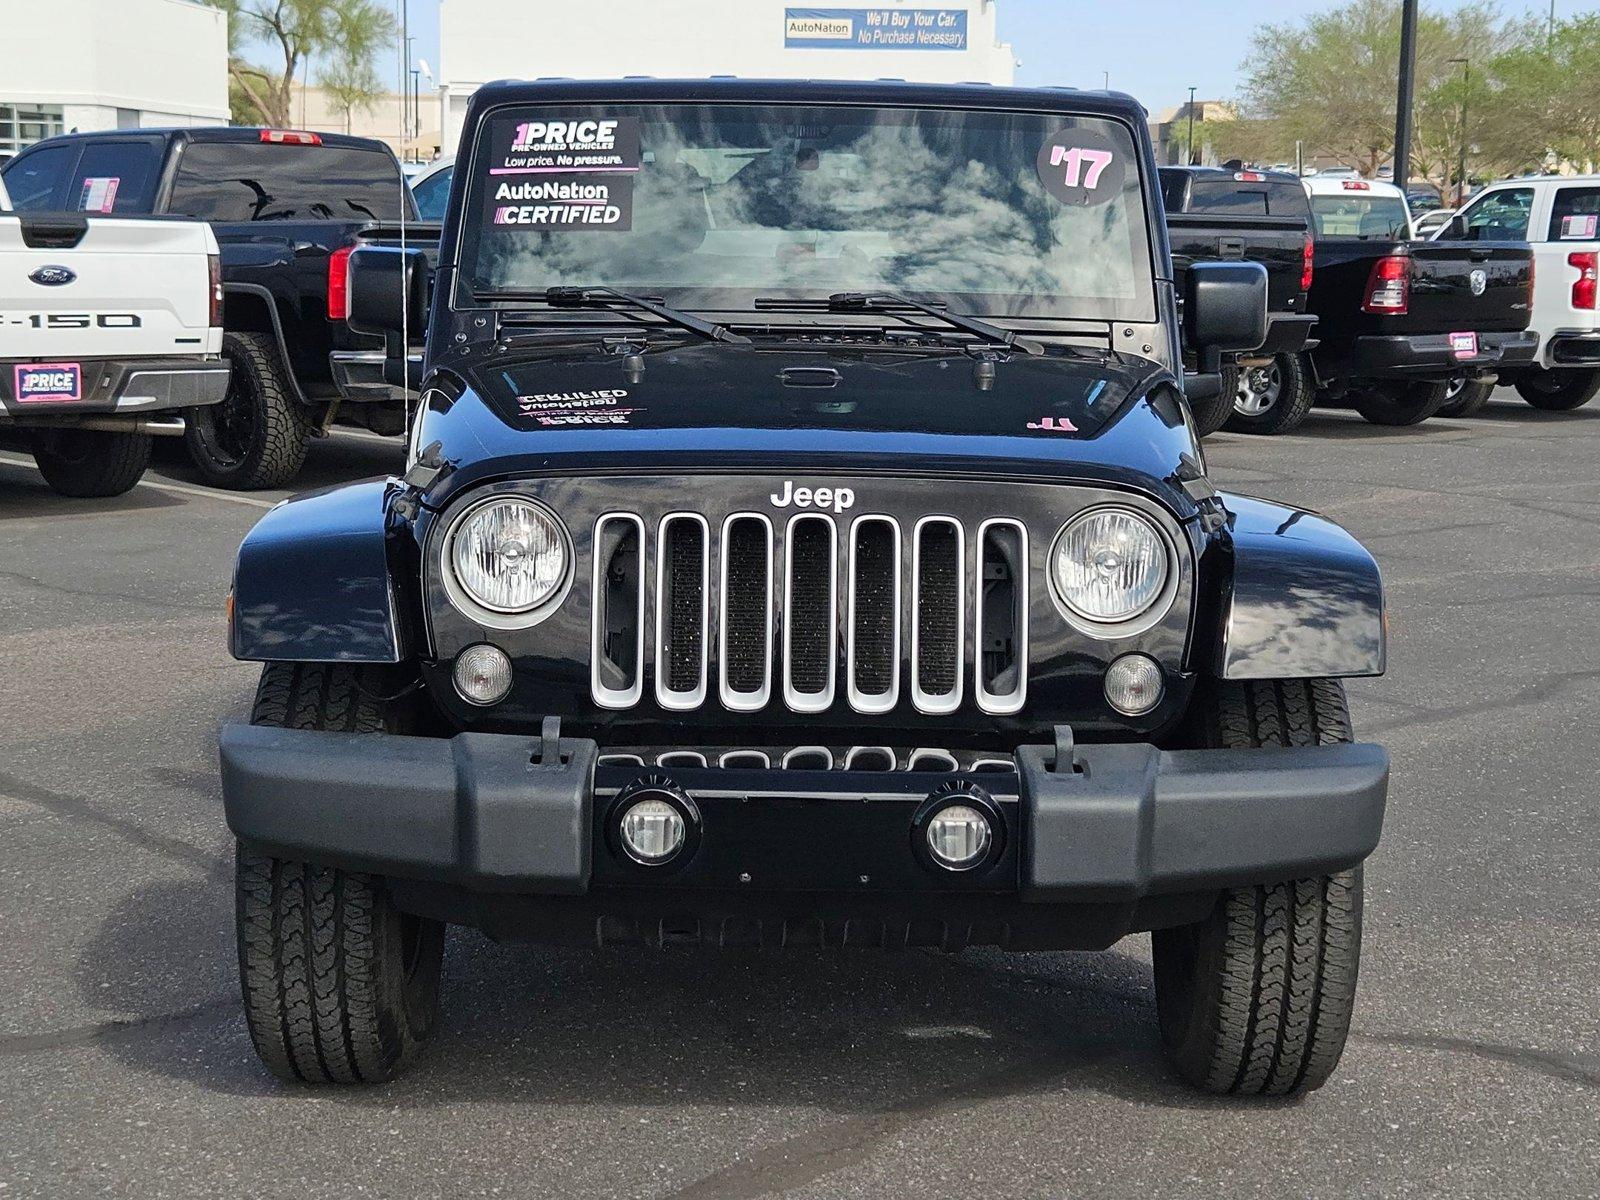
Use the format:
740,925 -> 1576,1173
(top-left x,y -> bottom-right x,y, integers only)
220,724 -> 1388,904
0,357 -> 228,418
1331,329 -> 1538,381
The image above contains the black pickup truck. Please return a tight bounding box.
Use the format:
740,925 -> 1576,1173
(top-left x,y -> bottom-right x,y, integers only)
1302,178 -> 1536,425
1160,167 -> 1317,435
1,128 -> 437,488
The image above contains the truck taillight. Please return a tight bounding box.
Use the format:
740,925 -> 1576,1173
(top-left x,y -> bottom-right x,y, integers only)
1570,251 -> 1598,310
1361,255 -> 1409,314
260,129 -> 322,145
328,245 -> 354,321
208,253 -> 223,328
1301,234 -> 1315,294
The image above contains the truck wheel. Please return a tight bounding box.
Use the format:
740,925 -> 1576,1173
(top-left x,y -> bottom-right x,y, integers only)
1225,353 -> 1314,435
30,429 -> 152,498
1436,376 -> 1497,418
185,331 -> 311,490
1352,379 -> 1449,426
1188,362 -> 1239,438
1515,367 -> 1600,411
236,663 -> 444,1084
1153,679 -> 1364,1096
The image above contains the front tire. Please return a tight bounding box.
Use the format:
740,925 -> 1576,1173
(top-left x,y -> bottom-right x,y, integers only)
1153,679 -> 1364,1096
1352,379 -> 1450,426
185,330 -> 311,490
1226,352 -> 1315,435
30,428 -> 152,497
1515,367 -> 1600,411
1436,376 -> 1497,418
236,663 -> 444,1084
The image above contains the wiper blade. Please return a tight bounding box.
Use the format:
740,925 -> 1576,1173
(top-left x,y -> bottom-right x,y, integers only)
825,292 -> 1045,356
544,285 -> 750,344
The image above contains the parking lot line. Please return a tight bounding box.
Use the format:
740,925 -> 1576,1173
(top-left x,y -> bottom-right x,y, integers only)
0,451 -> 277,510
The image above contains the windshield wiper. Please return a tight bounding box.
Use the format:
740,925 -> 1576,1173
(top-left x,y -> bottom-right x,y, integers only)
785,292 -> 1045,356
544,286 -> 750,344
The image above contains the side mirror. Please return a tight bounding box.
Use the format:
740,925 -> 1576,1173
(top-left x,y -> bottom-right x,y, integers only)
348,246 -> 429,385
1185,260 -> 1268,361
1444,214 -> 1469,240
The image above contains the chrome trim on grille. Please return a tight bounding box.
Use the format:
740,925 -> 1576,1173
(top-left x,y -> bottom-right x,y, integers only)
843,745 -> 897,771
781,745 -> 834,770
718,512 -> 774,713
597,753 -> 645,767
654,512 -> 710,711
907,748 -> 959,772
657,750 -> 708,768
717,749 -> 772,769
910,516 -> 966,715
971,757 -> 1015,773
591,512 -> 646,710
846,515 -> 902,714
782,513 -> 838,713
975,517 -> 1029,716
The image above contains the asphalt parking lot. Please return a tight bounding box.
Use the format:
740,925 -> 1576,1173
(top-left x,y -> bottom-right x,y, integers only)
2,399 -> 1597,1199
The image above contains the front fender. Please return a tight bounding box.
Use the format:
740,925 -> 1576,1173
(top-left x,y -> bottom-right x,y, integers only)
1213,493 -> 1385,680
230,480 -> 410,664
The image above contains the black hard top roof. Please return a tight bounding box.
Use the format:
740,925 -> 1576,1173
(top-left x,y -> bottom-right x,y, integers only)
463,76 -> 1150,125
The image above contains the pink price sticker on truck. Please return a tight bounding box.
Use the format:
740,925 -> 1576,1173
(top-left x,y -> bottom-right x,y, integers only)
1035,128 -> 1124,206
13,362 -> 82,404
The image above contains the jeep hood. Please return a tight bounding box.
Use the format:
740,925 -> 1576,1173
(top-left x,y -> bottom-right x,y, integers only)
416,341 -> 1203,514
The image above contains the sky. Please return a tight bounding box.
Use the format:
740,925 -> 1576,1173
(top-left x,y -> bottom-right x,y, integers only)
359,0 -> 1586,116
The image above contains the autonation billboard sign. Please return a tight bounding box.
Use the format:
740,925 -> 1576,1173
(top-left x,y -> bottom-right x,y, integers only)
783,7 -> 969,50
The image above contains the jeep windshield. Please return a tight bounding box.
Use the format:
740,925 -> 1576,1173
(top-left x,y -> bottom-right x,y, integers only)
458,104 -> 1156,324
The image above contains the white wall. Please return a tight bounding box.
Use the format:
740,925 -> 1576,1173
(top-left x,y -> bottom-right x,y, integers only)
438,0 -> 1015,153
5,0 -> 229,132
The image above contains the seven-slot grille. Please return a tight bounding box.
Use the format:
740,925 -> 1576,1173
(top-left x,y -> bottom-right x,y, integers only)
590,511 -> 1028,715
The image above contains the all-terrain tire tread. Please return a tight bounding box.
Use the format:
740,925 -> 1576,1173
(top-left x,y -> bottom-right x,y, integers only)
189,330 -> 311,490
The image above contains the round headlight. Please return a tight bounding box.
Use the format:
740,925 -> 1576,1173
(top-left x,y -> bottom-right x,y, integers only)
449,498 -> 568,614
1053,508 -> 1169,623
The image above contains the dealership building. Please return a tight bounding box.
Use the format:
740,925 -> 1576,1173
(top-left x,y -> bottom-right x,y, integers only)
1,0 -> 228,159
436,0 -> 1016,154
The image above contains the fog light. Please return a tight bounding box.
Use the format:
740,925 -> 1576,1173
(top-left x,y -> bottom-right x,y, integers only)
618,799 -> 687,864
926,804 -> 992,869
1105,653 -> 1163,715
453,643 -> 512,705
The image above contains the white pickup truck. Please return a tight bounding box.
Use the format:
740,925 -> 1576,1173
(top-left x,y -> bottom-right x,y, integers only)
1431,174 -> 1600,416
0,173 -> 228,496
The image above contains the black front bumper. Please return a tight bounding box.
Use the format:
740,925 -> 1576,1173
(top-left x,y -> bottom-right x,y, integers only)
220,724 -> 1388,908
1328,329 -> 1538,381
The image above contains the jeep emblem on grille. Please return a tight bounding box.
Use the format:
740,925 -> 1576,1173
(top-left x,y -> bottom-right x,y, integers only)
770,480 -> 855,513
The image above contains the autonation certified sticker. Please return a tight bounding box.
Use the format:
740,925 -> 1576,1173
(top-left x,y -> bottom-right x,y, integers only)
482,116 -> 640,232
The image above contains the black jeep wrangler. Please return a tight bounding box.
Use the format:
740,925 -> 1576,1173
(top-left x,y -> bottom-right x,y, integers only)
220,79 -> 1389,1095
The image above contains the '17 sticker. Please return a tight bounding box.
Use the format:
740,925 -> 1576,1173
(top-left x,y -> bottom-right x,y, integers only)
1036,129 -> 1124,206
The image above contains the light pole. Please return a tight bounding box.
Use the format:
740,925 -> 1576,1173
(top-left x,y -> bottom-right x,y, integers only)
1449,56 -> 1470,206
1186,86 -> 1197,166
1393,0 -> 1419,194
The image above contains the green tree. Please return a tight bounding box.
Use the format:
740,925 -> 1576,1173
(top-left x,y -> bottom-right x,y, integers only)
1489,15 -> 1600,173
1232,0 -> 1534,180
210,1 -> 396,128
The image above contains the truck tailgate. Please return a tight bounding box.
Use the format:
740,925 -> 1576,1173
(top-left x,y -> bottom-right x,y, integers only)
1166,212 -> 1308,314
1403,243 -> 1532,334
0,215 -> 220,360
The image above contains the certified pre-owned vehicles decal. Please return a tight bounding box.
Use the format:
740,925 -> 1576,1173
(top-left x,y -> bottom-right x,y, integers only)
13,362 -> 82,403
